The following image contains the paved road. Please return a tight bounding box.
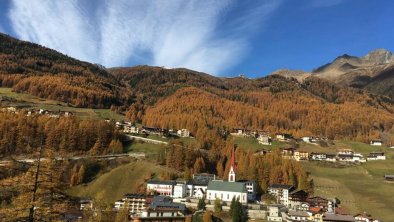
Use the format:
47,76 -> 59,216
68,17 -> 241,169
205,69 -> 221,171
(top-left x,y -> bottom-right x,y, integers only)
124,134 -> 168,145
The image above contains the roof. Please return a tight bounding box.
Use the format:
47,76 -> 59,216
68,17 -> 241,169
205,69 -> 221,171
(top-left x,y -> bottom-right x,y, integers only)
269,184 -> 294,190
187,179 -> 209,186
288,210 -> 309,217
207,180 -> 247,193
150,202 -> 186,212
289,189 -> 308,196
147,180 -> 176,185
323,213 -> 355,221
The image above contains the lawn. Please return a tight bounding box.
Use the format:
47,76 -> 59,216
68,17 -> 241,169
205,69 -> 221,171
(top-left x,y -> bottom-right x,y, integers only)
125,141 -> 165,155
233,136 -> 287,151
0,87 -> 124,120
303,150 -> 394,222
67,161 -> 171,205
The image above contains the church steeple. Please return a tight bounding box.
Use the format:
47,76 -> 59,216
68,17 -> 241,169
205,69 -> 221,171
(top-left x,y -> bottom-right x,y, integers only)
228,145 -> 236,182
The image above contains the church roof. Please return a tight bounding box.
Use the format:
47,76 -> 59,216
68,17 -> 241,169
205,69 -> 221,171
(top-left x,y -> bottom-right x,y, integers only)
207,180 -> 247,193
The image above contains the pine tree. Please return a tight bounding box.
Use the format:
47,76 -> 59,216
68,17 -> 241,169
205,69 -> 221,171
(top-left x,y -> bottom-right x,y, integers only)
214,198 -> 222,213
197,197 -> 206,211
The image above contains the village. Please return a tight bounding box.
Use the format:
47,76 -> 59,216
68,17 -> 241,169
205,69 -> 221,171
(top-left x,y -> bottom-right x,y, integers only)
1,107 -> 392,221
77,145 -> 384,222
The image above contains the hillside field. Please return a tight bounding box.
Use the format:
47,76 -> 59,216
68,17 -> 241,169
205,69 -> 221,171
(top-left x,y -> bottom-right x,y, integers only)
0,87 -> 124,120
67,161 -> 173,205
303,146 -> 394,222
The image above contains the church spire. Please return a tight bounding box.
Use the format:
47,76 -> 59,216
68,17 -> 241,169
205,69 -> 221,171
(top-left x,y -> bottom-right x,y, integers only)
228,145 -> 236,182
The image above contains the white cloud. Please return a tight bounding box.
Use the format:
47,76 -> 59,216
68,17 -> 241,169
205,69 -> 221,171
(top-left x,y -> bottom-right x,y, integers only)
8,0 -> 281,75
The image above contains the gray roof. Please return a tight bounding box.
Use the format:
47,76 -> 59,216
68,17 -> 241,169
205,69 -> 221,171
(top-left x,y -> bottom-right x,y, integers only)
150,202 -> 186,212
147,180 -> 176,185
207,180 -> 247,193
288,210 -> 309,217
323,213 -> 355,221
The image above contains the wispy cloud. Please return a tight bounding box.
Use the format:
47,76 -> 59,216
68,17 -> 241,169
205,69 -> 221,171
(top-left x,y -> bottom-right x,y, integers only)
8,0 -> 281,75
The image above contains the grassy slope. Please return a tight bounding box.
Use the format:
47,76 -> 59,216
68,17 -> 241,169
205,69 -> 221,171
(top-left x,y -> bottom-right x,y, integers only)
303,143 -> 394,222
67,161 -> 171,205
0,87 -> 124,120
233,137 -> 287,151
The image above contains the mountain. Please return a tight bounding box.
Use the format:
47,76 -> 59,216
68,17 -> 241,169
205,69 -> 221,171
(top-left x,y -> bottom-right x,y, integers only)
1,33 -> 394,143
312,49 -> 394,98
0,33 -> 131,108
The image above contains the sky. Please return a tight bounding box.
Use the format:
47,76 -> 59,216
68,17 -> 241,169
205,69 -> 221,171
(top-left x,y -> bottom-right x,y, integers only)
0,0 -> 393,77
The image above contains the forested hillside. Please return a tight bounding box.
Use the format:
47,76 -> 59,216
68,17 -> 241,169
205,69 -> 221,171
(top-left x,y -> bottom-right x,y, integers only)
0,33 -> 131,108
1,32 -> 394,144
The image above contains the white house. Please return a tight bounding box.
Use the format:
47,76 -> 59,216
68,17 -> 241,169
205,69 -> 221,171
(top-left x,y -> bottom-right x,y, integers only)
177,129 -> 190,138
310,153 -> 327,161
257,134 -> 272,145
146,180 -> 176,196
367,152 -> 386,161
173,182 -> 187,198
370,140 -> 383,146
124,125 -> 139,134
267,205 -> 283,222
114,194 -> 153,213
231,128 -> 247,137
285,210 -> 310,221
268,184 -> 294,206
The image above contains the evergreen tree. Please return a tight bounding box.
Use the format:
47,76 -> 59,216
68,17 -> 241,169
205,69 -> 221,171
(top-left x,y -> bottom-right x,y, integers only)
197,197 -> 206,211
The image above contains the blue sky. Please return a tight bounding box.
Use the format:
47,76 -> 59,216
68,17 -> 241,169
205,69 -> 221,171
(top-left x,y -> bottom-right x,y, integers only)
0,0 -> 393,77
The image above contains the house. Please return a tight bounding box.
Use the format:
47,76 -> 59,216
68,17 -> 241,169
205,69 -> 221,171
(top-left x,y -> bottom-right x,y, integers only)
268,184 -> 295,206
309,207 -> 324,222
337,149 -> 353,155
282,148 -> 295,157
276,133 -> 293,142
176,129 -> 190,137
230,128 -> 248,137
325,154 -> 337,162
79,199 -> 93,211
267,205 -> 284,222
301,136 -> 319,144
384,175 -> 394,181
370,140 -> 383,146
354,212 -> 377,222
124,125 -> 140,134
337,153 -> 364,163
286,210 -> 310,221
173,181 -> 187,198
257,134 -> 272,145
294,151 -> 309,161
307,196 -> 333,212
114,193 -> 153,213
323,213 -> 355,222
146,180 -> 176,196
238,180 -> 257,201
132,196 -> 186,222
142,126 -> 166,136
311,153 -> 327,161
186,173 -> 215,198
288,190 -> 309,208
366,152 -> 386,161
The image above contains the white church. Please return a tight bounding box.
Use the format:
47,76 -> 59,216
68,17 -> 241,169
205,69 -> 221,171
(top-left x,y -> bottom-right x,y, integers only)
206,146 -> 256,204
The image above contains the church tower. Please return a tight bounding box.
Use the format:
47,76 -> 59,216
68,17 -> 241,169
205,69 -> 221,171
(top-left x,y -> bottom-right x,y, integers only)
228,145 -> 236,182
